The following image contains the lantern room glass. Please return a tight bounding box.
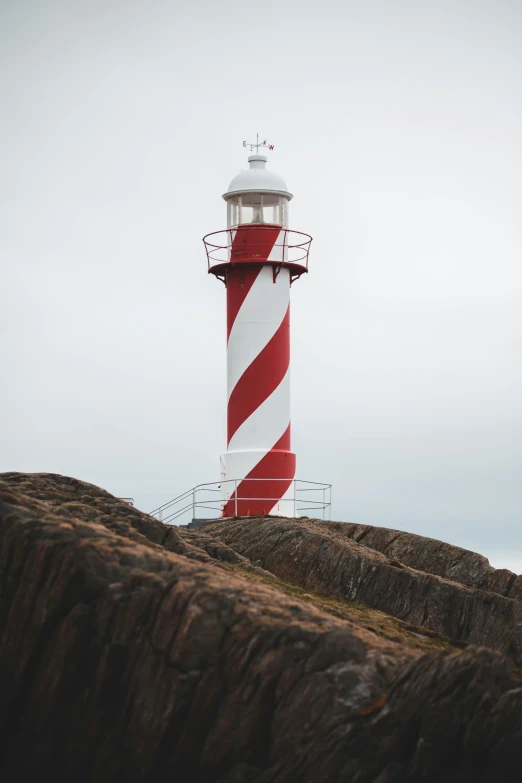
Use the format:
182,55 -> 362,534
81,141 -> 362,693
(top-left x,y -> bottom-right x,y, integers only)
226,193 -> 289,228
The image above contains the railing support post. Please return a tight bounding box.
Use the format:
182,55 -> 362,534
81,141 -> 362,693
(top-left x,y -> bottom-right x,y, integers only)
234,479 -> 238,517
293,479 -> 297,518
192,489 -> 196,521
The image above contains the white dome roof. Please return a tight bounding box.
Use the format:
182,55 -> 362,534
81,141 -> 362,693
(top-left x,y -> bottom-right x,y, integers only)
223,155 -> 292,200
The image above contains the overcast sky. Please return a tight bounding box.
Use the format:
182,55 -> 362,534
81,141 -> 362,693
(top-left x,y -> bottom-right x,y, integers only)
2,0 -> 521,570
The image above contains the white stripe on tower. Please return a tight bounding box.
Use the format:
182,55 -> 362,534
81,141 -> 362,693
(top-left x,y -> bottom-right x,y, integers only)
226,265 -> 289,399
227,369 -> 290,455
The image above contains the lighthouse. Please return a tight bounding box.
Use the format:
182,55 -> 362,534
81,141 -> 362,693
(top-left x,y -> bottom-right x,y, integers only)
203,138 -> 312,517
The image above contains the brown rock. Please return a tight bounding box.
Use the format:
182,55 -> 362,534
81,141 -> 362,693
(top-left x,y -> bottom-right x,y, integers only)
207,516 -> 522,664
0,473 -> 521,782
316,520 -> 522,600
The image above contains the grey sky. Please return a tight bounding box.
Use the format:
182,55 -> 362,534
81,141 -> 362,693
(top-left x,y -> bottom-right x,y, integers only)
2,1 -> 521,568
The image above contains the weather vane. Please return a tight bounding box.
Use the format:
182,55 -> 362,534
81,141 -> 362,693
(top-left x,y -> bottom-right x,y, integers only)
243,134 -> 274,153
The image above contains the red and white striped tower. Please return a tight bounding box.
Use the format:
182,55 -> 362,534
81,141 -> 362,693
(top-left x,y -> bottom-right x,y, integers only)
204,139 -> 311,517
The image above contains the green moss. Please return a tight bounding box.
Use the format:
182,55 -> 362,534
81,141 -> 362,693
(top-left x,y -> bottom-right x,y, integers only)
230,565 -> 503,660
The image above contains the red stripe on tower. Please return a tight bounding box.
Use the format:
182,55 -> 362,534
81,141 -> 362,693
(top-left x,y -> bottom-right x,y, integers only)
222,425 -> 294,517
227,304 -> 290,443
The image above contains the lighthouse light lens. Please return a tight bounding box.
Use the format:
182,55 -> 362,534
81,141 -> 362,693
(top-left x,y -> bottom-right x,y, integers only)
226,193 -> 289,228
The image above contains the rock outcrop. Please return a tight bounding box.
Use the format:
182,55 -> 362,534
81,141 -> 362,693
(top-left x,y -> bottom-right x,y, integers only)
0,472 -> 521,782
207,516 -> 522,664
319,520 -> 522,601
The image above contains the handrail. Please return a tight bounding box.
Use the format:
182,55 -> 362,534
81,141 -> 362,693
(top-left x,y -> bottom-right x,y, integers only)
203,226 -> 312,284
149,478 -> 332,526
149,482 -> 222,516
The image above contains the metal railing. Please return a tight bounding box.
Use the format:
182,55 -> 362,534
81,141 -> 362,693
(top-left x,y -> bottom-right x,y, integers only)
203,227 -> 312,284
149,478 -> 331,526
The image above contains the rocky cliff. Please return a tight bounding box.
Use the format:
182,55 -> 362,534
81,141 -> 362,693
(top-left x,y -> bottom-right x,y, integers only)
0,471 -> 521,782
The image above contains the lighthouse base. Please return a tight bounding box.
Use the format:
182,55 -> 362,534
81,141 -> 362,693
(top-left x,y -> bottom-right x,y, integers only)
220,449 -> 296,517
